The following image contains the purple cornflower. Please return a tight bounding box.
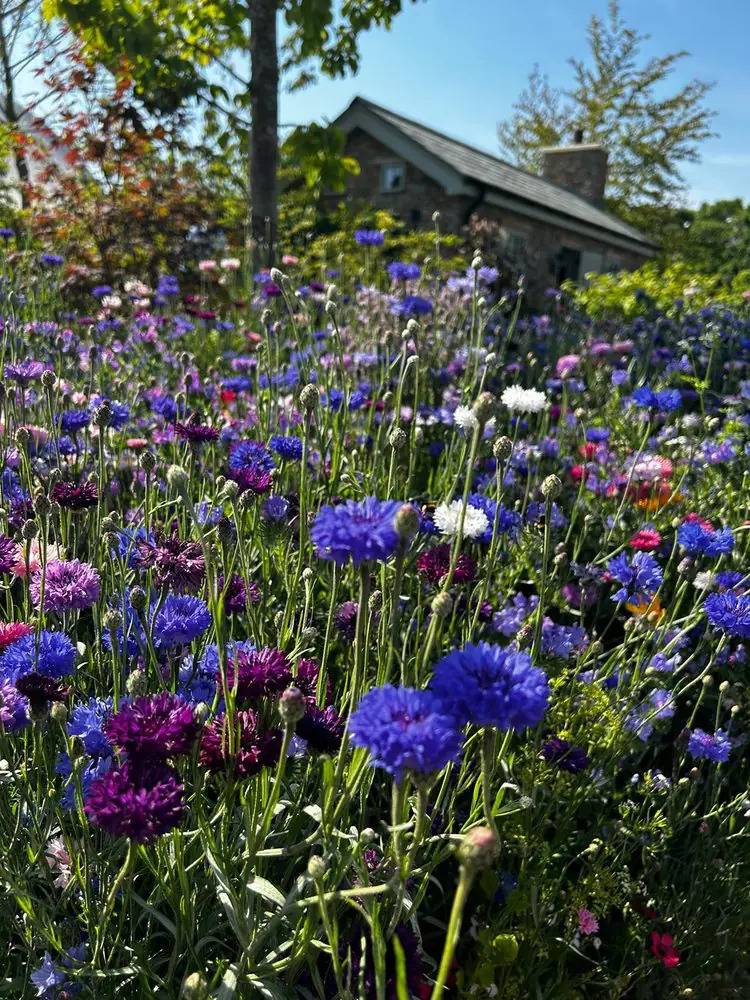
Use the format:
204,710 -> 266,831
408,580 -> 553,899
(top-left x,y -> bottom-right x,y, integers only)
4,359 -> 49,385
297,704 -> 344,753
50,480 -> 98,510
135,527 -> 205,592
540,620 -> 589,660
542,737 -> 589,773
59,408 -> 90,435
311,497 -> 402,567
354,229 -> 384,247
174,418 -> 220,444
0,535 -> 18,574
151,595 -> 211,648
30,559 -> 101,614
219,573 -> 260,614
430,642 -> 549,731
607,551 -> 662,604
226,647 -> 292,701
231,465 -> 273,495
105,693 -> 199,760
349,685 -> 462,781
262,495 -> 290,523
269,435 -> 303,461
0,681 -> 28,731
387,261 -> 421,281
626,689 -> 675,742
85,762 -> 186,842
704,592 -> 750,638
14,674 -> 69,717
334,601 -> 359,641
0,630 -> 76,682
199,710 -> 280,778
228,440 -> 275,473
686,728 -> 731,763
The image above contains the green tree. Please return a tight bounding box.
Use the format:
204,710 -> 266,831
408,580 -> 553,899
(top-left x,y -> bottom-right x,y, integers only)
497,0 -> 716,208
42,0 -> 421,263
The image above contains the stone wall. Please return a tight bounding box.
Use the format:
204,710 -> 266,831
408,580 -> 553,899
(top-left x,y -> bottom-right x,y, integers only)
540,145 -> 609,205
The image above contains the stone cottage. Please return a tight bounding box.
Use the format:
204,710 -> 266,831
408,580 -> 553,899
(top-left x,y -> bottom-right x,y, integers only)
330,96 -> 657,298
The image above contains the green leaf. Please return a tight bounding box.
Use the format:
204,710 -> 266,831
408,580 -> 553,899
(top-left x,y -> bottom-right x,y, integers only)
246,874 -> 285,908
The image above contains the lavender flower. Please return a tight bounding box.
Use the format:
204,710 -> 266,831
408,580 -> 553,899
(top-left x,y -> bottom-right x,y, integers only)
31,559 -> 101,614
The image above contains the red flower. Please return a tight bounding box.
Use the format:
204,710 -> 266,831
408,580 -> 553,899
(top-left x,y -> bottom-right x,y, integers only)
0,621 -> 33,651
683,511 -> 713,532
649,931 -> 680,968
629,528 -> 662,551
220,390 -> 236,405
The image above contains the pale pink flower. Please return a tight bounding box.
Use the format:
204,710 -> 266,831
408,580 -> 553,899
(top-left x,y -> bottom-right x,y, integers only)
556,354 -> 581,378
281,254 -> 299,266
198,259 -> 217,272
45,836 -> 72,888
577,907 -> 599,935
12,540 -> 65,578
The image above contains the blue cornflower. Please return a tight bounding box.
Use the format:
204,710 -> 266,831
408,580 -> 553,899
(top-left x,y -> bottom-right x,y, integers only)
228,440 -> 275,473
541,621 -> 588,660
354,229 -> 384,247
586,427 -> 610,443
493,593 -> 538,637
269,435 -> 303,461
151,595 -> 211,649
704,592 -> 750,638
0,631 -> 76,682
90,395 -> 130,429
392,295 -> 432,317
625,688 -> 675,742
607,551 -> 663,603
349,685 -> 462,782
57,753 -> 112,809
677,521 -> 734,557
91,284 -> 113,298
59,408 -> 90,434
687,728 -> 731,763
631,385 -> 681,412
468,493 -> 522,543
387,261 -> 421,281
311,497 -> 402,567
40,252 -> 64,267
67,697 -> 113,757
30,951 -> 67,997
430,642 -> 549,730
262,495 -> 290,523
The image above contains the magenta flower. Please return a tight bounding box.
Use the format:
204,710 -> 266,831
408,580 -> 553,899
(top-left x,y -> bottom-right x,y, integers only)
105,693 -> 199,761
85,762 -> 185,842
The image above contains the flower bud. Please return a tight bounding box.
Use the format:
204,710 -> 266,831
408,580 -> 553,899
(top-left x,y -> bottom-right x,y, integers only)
103,609 -> 123,632
541,475 -> 562,500
93,402 -> 112,428
126,669 -> 147,697
301,626 -> 318,643
21,520 -> 38,540
167,465 -> 189,493
41,369 -> 56,390
389,427 -> 407,451
33,493 -> 51,519
472,391 -> 496,425
279,687 -> 306,726
140,451 -> 156,474
300,384 -> 319,413
301,567 -> 313,583
493,436 -> 513,461
129,587 -> 147,612
219,480 -> 239,502
194,702 -> 210,724
458,825 -> 499,871
431,592 -> 453,619
269,267 -> 285,285
307,855 -> 328,881
369,590 -> 383,613
395,503 -> 420,541
181,972 -> 210,999
360,827 -> 377,844
15,427 -> 29,448
50,702 -> 68,724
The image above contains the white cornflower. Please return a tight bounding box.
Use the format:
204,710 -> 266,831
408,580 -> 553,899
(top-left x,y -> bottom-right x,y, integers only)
220,257 -> 241,271
500,385 -> 548,414
433,500 -> 489,540
693,571 -> 715,591
453,405 -> 478,433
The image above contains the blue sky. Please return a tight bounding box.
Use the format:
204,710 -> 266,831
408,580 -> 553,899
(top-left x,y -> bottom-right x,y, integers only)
279,0 -> 750,206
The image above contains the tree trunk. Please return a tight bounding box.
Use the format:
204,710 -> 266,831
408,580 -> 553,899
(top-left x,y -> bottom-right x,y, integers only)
249,0 -> 278,268
0,15 -> 29,208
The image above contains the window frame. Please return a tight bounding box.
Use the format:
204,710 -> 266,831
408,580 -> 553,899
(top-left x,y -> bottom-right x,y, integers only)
379,161 -> 406,194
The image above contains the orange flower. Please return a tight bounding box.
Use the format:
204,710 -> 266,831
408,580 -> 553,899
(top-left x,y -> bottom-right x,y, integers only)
625,595 -> 665,623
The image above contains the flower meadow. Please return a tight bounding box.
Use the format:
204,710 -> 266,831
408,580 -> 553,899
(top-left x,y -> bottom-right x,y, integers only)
0,240 -> 750,999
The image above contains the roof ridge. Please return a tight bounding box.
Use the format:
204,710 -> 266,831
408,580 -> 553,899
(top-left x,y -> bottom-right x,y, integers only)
346,96 -> 655,248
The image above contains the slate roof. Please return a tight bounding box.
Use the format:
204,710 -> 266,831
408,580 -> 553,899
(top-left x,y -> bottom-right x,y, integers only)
336,97 -> 656,250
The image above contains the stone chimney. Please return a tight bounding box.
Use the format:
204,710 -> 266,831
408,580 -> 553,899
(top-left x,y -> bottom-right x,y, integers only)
540,132 -> 608,204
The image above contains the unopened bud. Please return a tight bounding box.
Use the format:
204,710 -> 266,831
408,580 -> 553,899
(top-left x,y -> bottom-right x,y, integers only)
93,402 -> 112,428
181,972 -> 210,999
493,436 -> 513,461
541,475 -> 562,500
369,590 -> 383,613
167,465 -> 189,493
395,503 -> 420,541
279,687 -> 306,726
458,825 -> 499,871
21,520 -> 38,540
126,669 -> 147,697
140,451 -> 156,474
389,427 -> 407,450
41,370 -> 56,390
50,702 -> 68,724
431,592 -> 453,619
300,384 -> 319,413
472,391 -> 496,425
307,855 -> 328,881
103,609 -> 123,632
129,587 -> 147,612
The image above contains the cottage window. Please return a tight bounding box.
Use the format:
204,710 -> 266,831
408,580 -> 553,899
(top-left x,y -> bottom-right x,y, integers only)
554,246 -> 581,284
380,162 -> 406,193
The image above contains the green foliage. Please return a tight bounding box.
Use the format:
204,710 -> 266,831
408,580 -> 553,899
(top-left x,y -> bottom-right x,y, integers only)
566,260 -> 750,318
498,0 -> 716,207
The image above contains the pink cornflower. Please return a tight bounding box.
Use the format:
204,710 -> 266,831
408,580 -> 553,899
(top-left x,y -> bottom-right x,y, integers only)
556,354 -> 580,378
577,908 -> 599,935
629,528 -> 662,552
649,931 -> 680,968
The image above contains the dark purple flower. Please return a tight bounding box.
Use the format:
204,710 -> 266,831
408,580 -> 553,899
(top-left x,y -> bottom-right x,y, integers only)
541,737 -> 589,773
297,704 -> 344,753
50,481 -> 98,510
14,673 -> 69,717
226,647 -> 292,701
105,693 -> 199,761
135,526 -> 205,592
175,418 -> 220,444
334,600 -> 359,641
416,543 -> 475,585
219,573 -> 260,614
85,761 -> 185,842
199,710 -> 281,778
230,466 -> 273,495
